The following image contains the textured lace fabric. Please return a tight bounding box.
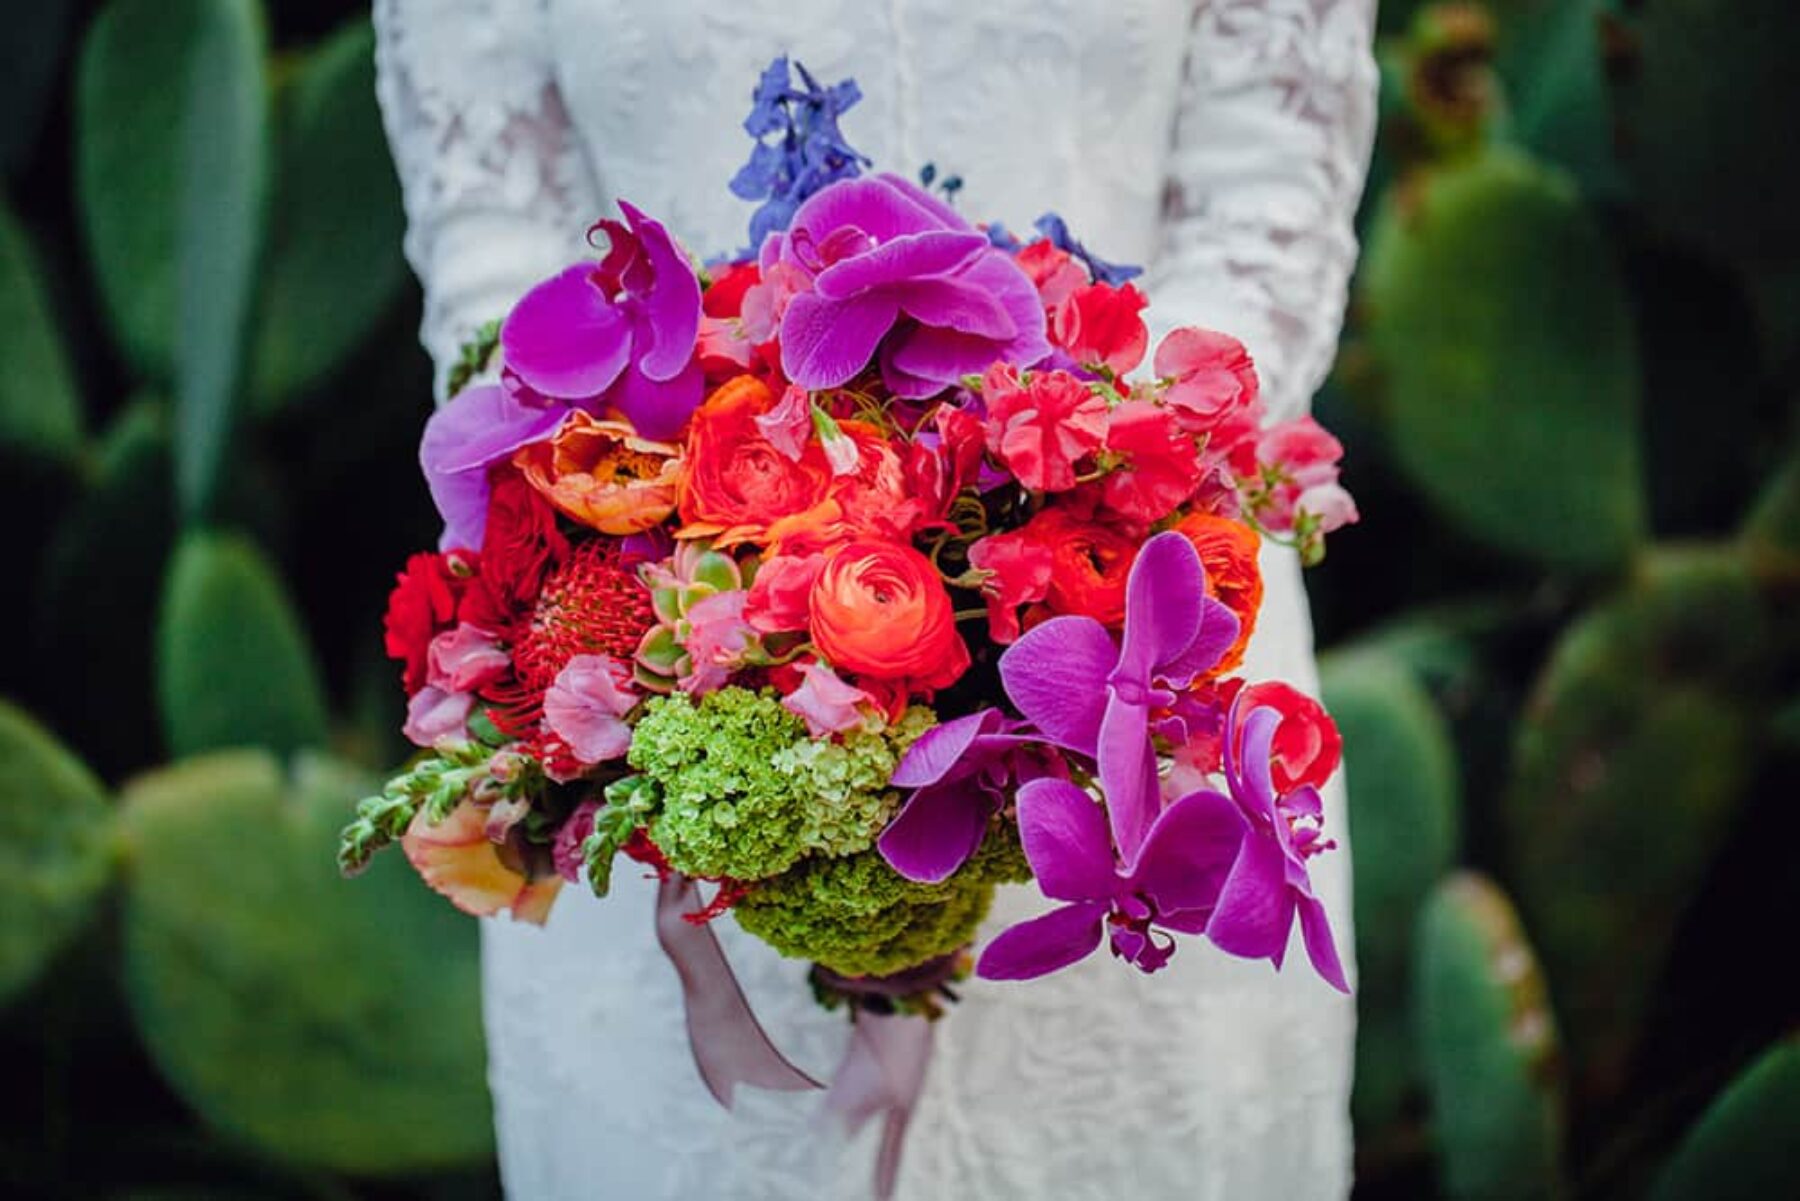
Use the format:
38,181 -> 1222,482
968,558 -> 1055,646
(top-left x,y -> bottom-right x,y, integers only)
373,2 -> 1378,1197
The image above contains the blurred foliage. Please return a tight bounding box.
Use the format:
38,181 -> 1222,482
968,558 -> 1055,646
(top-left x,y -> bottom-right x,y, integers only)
0,0 -> 1794,1198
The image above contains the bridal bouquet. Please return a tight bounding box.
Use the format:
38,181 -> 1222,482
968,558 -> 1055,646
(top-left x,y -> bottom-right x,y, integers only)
342,56 -> 1355,1165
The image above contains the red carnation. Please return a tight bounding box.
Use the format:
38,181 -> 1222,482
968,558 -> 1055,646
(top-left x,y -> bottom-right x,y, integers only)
384,551 -> 474,694
982,363 -> 1108,493
1052,282 -> 1149,375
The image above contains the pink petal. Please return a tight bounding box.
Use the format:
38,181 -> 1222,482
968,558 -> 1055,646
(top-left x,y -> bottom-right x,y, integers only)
501,264 -> 631,399
403,686 -> 472,748
976,901 -> 1107,981
780,661 -> 873,737
1015,777 -> 1117,902
999,616 -> 1117,756
754,383 -> 813,462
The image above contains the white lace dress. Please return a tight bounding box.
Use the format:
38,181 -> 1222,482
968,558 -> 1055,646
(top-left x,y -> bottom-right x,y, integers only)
373,3 -> 1379,1197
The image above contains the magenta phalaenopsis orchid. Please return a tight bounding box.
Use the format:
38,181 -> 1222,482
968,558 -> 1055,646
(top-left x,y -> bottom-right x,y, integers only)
1205,702 -> 1350,992
975,775 -> 1246,980
998,532 -> 1240,863
768,173 -> 1050,398
879,708 -> 1053,884
502,201 -> 704,441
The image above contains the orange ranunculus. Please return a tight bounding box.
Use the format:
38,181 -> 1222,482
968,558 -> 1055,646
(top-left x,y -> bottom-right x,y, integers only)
514,411 -> 681,535
763,421 -> 924,554
1174,512 -> 1263,675
402,801 -> 562,924
808,539 -> 970,691
1026,506 -> 1140,628
677,375 -> 835,546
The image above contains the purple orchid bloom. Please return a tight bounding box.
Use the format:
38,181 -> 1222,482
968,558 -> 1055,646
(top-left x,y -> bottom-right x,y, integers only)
976,775 -> 1246,980
419,378 -> 567,550
500,201 -> 703,441
767,173 -> 1050,398
879,708 -> 1054,884
999,532 -> 1240,864
1206,703 -> 1349,993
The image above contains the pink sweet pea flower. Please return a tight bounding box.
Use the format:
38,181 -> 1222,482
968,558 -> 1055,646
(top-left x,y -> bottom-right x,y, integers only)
753,383 -> 813,461
1051,282 -> 1149,375
426,623 -> 511,693
1253,416 -> 1354,534
1155,327 -> 1261,432
680,590 -> 755,694
403,800 -> 561,924
780,660 -> 877,737
403,686 -> 473,748
744,553 -> 826,634
967,528 -> 1054,644
543,654 -> 638,766
1099,401 -> 1203,524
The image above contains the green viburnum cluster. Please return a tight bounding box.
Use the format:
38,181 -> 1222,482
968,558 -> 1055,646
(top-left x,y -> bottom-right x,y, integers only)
630,688 -> 936,881
735,827 -> 1031,978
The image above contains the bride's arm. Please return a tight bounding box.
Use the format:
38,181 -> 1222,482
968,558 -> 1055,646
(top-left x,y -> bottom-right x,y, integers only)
373,0 -> 601,398
1143,0 -> 1381,422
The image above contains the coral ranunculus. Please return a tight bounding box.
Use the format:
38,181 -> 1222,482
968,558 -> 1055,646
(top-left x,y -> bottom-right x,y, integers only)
514,411 -> 682,535
677,374 -> 835,546
808,540 -> 969,690
1174,512 -> 1263,675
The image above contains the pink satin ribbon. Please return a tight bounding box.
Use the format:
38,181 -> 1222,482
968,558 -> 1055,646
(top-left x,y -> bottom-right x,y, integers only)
652,873 -> 936,1198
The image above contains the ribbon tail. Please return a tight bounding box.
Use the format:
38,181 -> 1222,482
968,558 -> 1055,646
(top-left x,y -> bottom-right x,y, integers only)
653,873 -> 824,1107
827,1012 -> 937,1200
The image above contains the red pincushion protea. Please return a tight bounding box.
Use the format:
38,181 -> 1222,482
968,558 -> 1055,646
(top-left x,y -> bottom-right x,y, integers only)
487,538 -> 658,773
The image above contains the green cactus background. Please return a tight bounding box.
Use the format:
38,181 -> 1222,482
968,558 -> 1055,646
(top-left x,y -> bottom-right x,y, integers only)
0,1 -> 1794,1197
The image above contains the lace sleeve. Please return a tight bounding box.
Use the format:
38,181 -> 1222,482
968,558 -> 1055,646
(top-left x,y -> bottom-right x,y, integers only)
1144,0 -> 1380,422
373,0 -> 601,400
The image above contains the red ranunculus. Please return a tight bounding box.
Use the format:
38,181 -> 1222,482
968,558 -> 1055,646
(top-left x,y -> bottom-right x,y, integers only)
1026,506 -> 1139,628
1241,680 -> 1343,793
460,469 -> 570,631
384,551 -> 475,694
1052,282 -> 1149,374
982,363 -> 1108,493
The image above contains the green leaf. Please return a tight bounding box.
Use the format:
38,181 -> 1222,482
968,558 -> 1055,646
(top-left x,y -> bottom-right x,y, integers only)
1416,873 -> 1567,1201
157,531 -> 329,759
120,751 -> 493,1173
0,200 -> 83,461
1322,649 -> 1461,1133
76,0 -> 270,520
1362,150 -> 1645,570
0,701 -> 115,1005
0,0 -> 72,176
1504,548 -> 1770,1094
1649,1036 -> 1800,1201
249,18 -> 407,412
